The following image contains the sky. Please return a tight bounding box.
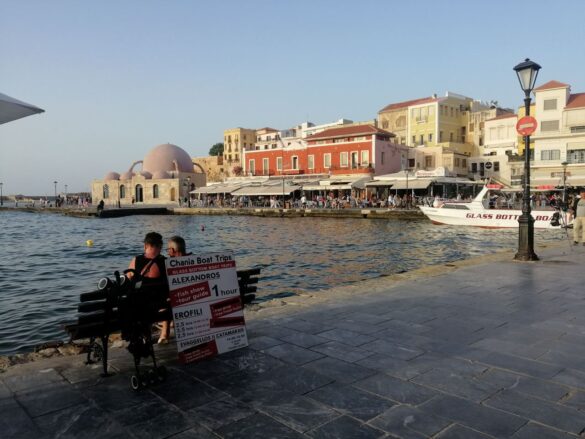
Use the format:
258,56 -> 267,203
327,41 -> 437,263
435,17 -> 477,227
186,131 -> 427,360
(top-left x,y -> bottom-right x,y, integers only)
1,0 -> 585,194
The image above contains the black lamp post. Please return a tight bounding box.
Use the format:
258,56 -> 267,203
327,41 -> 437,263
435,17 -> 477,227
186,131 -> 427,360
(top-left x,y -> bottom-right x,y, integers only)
53,180 -> 58,206
513,58 -> 541,261
0,182 -> 3,206
405,168 -> 409,209
562,161 -> 568,205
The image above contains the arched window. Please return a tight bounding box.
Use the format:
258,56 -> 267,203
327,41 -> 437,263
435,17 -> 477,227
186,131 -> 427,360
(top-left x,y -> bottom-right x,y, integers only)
103,184 -> 109,199
153,184 -> 159,199
135,184 -> 143,202
119,185 -> 125,199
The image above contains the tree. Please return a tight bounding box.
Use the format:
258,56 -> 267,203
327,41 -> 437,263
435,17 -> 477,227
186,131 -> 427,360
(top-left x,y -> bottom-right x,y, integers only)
209,142 -> 224,156
232,165 -> 243,176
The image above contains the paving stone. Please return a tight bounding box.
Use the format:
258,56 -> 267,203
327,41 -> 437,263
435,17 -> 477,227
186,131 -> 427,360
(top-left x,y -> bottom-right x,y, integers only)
15,382 -> 87,417
560,390 -> 585,410
112,398 -> 198,439
165,424 -> 219,439
0,380 -> 13,399
465,350 -> 564,379
223,348 -> 287,374
355,373 -> 439,405
215,413 -> 305,438
412,368 -> 501,402
279,319 -> 335,335
302,357 -> 377,384
0,397 -> 44,439
248,335 -> 285,350
3,368 -> 65,392
253,391 -> 338,433
419,394 -> 527,438
35,402 -> 128,439
280,332 -> 330,348
481,370 -> 571,402
306,415 -> 385,439
511,422 -> 576,439
186,396 -> 256,430
435,424 -> 494,439
150,370 -> 225,410
307,383 -> 395,421
263,343 -> 325,365
310,341 -> 373,363
80,373 -> 160,412
485,389 -> 585,435
332,319 -> 388,335
268,364 -> 334,394
359,339 -> 424,360
318,328 -> 376,347
59,362 -> 110,386
369,404 -> 451,438
551,368 -> 585,390
208,371 -> 281,404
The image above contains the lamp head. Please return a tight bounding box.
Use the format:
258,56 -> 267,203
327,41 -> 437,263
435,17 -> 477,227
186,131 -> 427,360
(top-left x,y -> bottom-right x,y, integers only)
513,58 -> 541,95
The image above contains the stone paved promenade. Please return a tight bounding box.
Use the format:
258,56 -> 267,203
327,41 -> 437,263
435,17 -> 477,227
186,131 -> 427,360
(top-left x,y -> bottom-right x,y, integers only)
2,243 -> 585,438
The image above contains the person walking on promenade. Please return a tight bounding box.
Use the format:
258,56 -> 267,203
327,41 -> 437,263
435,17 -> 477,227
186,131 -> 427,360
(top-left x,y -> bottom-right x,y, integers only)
157,235 -> 190,343
572,189 -> 585,245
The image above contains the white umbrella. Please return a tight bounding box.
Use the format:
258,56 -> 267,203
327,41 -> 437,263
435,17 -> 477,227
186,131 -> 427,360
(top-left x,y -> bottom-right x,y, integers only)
0,92 -> 44,124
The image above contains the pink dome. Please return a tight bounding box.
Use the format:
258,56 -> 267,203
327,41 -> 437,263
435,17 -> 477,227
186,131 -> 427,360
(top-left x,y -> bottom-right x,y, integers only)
137,171 -> 152,179
142,143 -> 194,174
120,171 -> 133,180
152,170 -> 170,179
104,172 -> 120,180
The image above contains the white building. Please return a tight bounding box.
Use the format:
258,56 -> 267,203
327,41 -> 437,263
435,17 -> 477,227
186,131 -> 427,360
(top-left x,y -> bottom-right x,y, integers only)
531,80 -> 585,188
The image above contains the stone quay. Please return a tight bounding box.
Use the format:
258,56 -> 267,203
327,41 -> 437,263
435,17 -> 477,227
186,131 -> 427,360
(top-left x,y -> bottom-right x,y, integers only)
1,243 -> 584,438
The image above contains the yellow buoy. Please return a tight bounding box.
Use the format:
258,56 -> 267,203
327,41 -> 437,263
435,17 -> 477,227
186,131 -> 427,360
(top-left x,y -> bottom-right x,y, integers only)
86,240 -> 94,247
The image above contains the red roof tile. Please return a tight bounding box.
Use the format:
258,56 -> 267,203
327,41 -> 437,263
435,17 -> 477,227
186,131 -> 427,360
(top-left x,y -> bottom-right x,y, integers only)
534,80 -> 569,91
485,113 -> 517,122
566,93 -> 585,109
306,124 -> 395,141
379,96 -> 439,113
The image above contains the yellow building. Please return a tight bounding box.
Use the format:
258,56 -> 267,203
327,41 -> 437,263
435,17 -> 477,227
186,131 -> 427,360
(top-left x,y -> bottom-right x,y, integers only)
223,127 -> 256,166
378,98 -> 424,145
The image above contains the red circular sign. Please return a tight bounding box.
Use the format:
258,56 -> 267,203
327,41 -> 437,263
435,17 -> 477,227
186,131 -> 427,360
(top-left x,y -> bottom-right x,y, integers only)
516,116 -> 538,136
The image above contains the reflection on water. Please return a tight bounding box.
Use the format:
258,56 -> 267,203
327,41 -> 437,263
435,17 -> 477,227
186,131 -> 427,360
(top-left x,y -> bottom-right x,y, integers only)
0,210 -> 562,355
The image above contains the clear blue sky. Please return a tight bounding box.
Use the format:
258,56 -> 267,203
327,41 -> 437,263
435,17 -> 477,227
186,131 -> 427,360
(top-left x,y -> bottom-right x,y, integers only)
1,0 -> 584,194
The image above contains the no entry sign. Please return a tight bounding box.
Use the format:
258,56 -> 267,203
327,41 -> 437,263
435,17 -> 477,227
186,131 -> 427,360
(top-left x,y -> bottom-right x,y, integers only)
516,116 -> 538,136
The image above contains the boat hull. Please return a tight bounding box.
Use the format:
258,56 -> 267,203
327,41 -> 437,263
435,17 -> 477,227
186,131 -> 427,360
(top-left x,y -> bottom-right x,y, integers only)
419,206 -> 561,229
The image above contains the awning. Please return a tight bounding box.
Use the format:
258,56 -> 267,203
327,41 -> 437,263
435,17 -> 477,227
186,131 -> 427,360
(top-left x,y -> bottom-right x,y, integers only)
232,185 -> 301,196
390,179 -> 432,190
366,180 -> 396,187
191,184 -> 243,194
0,92 -> 44,124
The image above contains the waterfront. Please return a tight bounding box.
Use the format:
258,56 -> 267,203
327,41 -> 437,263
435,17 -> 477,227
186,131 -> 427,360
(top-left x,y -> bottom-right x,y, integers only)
0,210 -> 564,355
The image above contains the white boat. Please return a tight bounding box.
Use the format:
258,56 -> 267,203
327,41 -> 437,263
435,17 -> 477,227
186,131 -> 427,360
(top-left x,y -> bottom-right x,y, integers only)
419,184 -> 566,229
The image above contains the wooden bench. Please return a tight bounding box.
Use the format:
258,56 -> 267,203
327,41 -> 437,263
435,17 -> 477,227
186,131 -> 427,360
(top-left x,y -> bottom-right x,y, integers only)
64,267 -> 262,389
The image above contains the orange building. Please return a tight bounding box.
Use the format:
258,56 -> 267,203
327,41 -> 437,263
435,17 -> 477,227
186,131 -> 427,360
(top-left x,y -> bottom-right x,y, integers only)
242,124 -> 407,177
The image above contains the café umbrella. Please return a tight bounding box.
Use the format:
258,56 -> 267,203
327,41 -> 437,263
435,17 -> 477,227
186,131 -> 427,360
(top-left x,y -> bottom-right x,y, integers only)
0,92 -> 44,125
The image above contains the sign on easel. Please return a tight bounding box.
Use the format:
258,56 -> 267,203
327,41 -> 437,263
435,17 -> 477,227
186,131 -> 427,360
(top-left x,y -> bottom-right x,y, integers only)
165,252 -> 248,364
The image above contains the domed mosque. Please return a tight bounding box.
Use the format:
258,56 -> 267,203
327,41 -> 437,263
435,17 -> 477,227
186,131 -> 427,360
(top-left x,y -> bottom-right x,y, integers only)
92,143 -> 206,206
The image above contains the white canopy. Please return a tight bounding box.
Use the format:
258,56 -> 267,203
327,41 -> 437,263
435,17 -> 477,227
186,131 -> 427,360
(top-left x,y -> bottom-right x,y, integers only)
0,93 -> 44,125
232,185 -> 301,196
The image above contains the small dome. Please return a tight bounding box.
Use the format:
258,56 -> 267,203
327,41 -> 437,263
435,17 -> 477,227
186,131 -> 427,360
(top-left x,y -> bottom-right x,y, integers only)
104,172 -> 120,181
142,143 -> 194,174
152,170 -> 170,179
120,171 -> 133,180
136,171 -> 152,179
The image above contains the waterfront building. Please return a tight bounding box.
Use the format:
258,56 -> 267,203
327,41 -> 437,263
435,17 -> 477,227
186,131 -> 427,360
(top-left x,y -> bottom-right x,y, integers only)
467,106 -> 514,153
242,123 -> 407,181
223,127 -> 256,166
254,127 -> 280,151
92,143 -> 206,206
469,113 -> 518,185
529,80 -> 585,188
192,155 -> 226,183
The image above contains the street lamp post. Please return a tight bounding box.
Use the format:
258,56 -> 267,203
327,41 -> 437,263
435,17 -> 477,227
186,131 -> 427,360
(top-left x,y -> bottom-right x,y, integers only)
0,182 -> 3,206
404,167 -> 409,209
53,180 -> 58,207
513,58 -> 541,261
187,176 -> 191,207
562,161 -> 568,205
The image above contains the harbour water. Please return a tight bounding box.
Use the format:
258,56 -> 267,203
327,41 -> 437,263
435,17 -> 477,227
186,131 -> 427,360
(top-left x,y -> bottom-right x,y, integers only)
0,210 -> 563,355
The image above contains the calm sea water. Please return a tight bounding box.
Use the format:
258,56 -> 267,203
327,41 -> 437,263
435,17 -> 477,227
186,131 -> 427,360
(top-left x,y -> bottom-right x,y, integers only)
0,210 -> 563,355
